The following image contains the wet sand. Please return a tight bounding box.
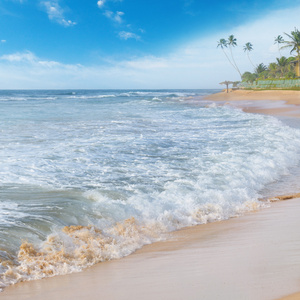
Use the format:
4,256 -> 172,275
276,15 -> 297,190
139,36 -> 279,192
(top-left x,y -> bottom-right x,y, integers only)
1,198 -> 300,300
2,89 -> 300,300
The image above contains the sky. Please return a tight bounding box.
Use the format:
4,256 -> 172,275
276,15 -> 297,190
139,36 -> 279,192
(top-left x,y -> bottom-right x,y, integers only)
0,0 -> 300,89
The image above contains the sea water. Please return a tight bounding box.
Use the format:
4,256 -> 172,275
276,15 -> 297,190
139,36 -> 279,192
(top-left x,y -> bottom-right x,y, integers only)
0,89 -> 300,290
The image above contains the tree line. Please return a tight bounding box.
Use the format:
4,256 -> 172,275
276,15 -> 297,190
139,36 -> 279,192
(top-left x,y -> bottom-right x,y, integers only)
217,28 -> 300,83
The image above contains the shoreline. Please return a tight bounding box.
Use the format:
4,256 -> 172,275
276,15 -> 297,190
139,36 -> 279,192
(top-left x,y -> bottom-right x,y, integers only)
203,89 -> 300,117
2,89 -> 300,299
2,197 -> 300,300
207,89 -> 300,300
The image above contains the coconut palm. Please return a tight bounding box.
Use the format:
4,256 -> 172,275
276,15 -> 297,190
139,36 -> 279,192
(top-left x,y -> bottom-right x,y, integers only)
255,63 -> 267,75
268,62 -> 278,78
281,28 -> 300,76
276,56 -> 288,77
243,42 -> 255,68
274,35 -> 284,57
227,35 -> 242,78
217,38 -> 240,75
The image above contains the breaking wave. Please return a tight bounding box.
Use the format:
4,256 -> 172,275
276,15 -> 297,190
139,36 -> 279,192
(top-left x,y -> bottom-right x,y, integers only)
0,89 -> 300,290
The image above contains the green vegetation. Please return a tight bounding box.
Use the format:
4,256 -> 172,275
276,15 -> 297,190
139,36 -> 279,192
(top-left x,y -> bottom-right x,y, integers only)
218,28 -> 300,88
244,87 -> 300,91
281,28 -> 300,76
240,28 -> 300,85
241,56 -> 297,83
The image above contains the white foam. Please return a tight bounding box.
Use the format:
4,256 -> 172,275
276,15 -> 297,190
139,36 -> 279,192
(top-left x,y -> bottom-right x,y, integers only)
65,94 -> 116,99
1,92 -> 300,290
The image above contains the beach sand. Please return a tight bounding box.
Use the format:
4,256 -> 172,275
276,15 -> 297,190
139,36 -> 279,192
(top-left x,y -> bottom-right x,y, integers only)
204,89 -> 300,104
280,293 -> 300,300
204,89 -> 300,117
2,90 -> 300,300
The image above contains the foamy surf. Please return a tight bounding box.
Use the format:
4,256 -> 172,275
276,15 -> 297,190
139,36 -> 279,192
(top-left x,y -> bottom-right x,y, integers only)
0,89 -> 300,291
0,200 -> 266,291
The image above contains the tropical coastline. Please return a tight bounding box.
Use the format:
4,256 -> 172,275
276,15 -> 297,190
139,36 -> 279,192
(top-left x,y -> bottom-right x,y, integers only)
1,90 -> 300,300
2,0 -> 300,299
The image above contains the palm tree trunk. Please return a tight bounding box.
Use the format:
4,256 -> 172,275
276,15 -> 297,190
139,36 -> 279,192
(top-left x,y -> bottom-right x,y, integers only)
222,49 -> 239,73
278,44 -> 282,57
229,46 -> 242,78
247,52 -> 256,69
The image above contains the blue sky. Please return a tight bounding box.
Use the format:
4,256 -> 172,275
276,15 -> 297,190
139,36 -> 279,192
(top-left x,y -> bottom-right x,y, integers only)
1,0 -> 300,89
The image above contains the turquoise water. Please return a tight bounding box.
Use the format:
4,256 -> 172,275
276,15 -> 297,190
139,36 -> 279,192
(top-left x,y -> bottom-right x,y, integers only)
0,89 -> 300,289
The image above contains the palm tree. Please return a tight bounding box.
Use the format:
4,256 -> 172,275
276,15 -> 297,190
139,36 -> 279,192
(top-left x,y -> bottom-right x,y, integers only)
274,35 -> 284,57
227,35 -> 242,78
255,63 -> 267,75
268,62 -> 278,78
242,71 -> 257,83
281,28 -> 300,76
217,38 -> 240,75
276,56 -> 288,77
243,42 -> 255,69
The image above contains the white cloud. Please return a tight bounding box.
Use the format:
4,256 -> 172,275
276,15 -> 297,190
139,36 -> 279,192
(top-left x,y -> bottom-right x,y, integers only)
41,1 -> 76,27
118,31 -> 140,40
1,40 -> 6,43
97,0 -> 141,39
1,51 -> 61,67
103,10 -> 124,23
1,51 -> 36,62
98,0 -> 125,23
97,0 -> 105,8
0,51 -> 81,89
101,9 -> 142,39
97,0 -> 123,9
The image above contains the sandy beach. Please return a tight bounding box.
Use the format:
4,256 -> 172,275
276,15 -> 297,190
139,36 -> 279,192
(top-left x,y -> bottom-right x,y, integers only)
205,89 -> 300,103
204,89 -> 300,117
2,90 -> 300,300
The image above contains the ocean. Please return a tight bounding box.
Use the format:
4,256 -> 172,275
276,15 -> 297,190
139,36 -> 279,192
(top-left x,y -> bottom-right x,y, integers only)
1,89 -> 300,290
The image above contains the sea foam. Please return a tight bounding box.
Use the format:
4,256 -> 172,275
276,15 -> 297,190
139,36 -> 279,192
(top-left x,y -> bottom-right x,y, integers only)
0,90 -> 300,290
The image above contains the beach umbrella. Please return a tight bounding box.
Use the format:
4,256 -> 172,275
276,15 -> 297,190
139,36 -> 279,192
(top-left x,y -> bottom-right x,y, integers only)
219,81 -> 233,93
